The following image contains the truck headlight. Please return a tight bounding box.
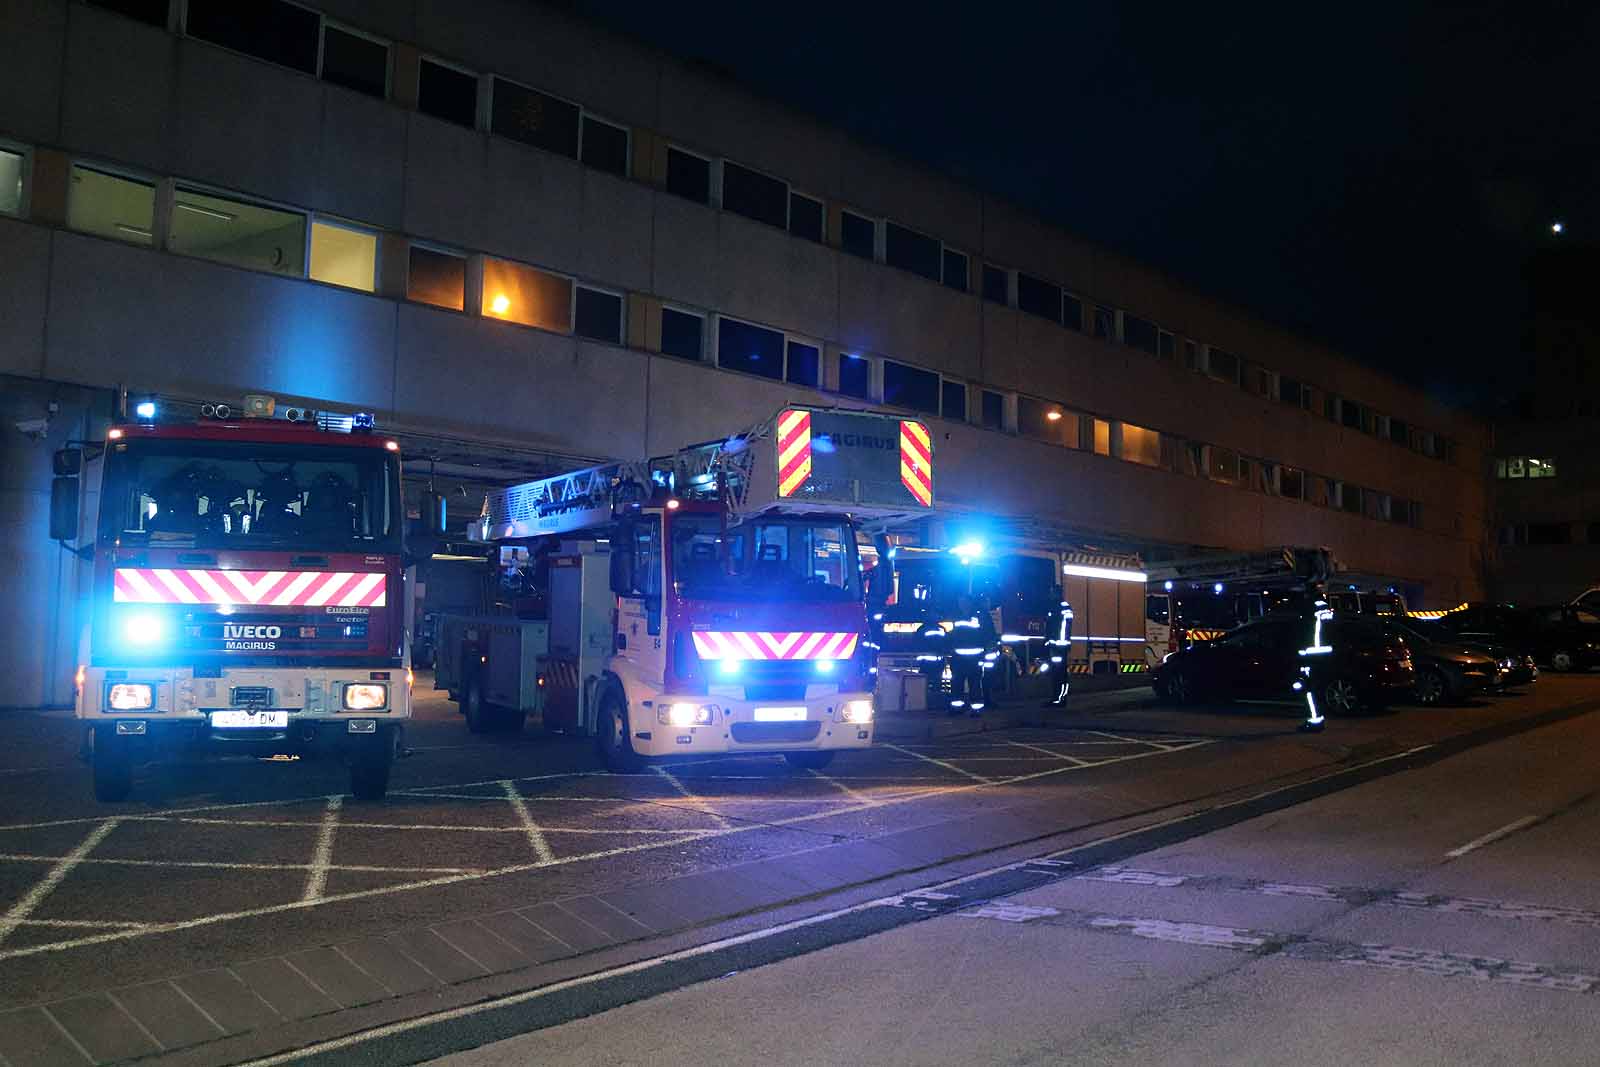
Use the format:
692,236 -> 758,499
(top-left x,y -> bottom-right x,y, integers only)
343,683 -> 388,710
659,703 -> 715,727
839,699 -> 874,724
107,683 -> 153,711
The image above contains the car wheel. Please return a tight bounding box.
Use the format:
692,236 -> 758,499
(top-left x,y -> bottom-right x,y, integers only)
784,751 -> 836,770
1414,668 -> 1447,706
1169,671 -> 1194,705
1550,649 -> 1574,672
1321,676 -> 1363,716
596,691 -> 643,773
91,729 -> 134,803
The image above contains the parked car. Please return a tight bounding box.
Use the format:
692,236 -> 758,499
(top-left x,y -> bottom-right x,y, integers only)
1379,620 -> 1502,704
1153,613 -> 1415,714
1523,606 -> 1600,672
1403,613 -> 1538,688
1426,603 -> 1540,683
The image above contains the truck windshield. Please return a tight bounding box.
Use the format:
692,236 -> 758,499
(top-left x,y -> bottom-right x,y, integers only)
894,557 -> 998,615
100,438 -> 401,553
670,513 -> 860,602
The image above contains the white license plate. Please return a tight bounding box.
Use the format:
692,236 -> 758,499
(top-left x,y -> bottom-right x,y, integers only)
753,707 -> 807,722
211,710 -> 288,729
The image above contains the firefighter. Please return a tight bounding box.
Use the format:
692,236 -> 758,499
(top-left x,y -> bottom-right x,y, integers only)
1295,598 -> 1335,732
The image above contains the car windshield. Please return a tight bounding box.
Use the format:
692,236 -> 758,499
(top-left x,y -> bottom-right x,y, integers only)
101,437 -> 401,553
669,513 -> 860,602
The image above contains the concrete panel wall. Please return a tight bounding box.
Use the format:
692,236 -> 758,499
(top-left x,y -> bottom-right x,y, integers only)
0,220 -> 50,377
0,0 -> 65,145
59,4 -> 176,174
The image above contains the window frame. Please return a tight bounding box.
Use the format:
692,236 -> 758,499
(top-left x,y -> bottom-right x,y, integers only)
578,111 -> 632,177
65,156 -> 158,245
881,218 -> 945,284
0,138 -> 30,219
404,240 -> 469,312
718,156 -> 791,231
308,213 -> 380,292
181,0 -> 323,77
941,246 -> 969,293
839,208 -> 880,261
416,53 -> 482,129
837,351 -> 874,400
664,143 -> 714,205
712,314 -> 812,384
880,358 -> 942,416
317,18 -> 391,100
783,335 -> 823,389
573,282 -> 625,345
165,178 -> 311,277
787,189 -> 825,242
480,254 -> 576,333
940,378 -> 968,422
658,304 -> 707,362
487,73 -> 584,160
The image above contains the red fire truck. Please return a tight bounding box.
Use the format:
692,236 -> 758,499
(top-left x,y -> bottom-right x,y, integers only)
435,406 -> 934,770
49,395 -> 430,802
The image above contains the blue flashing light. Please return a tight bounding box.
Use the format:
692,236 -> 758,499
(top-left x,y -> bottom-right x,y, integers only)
134,401 -> 157,420
814,659 -> 836,675
123,612 -> 166,646
950,540 -> 985,562
717,659 -> 742,678
352,412 -> 375,430
1213,583 -> 1223,595
811,436 -> 836,453
1164,580 -> 1174,591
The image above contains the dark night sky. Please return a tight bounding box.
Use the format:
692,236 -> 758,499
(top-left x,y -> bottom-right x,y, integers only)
568,0 -> 1598,410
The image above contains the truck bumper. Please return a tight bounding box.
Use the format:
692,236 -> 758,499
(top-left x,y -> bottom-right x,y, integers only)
629,691 -> 875,758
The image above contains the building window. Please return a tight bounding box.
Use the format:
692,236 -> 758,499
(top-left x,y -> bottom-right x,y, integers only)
1017,397 -> 1069,445
419,58 -> 478,128
482,258 -> 573,332
1389,498 -> 1412,526
574,286 -> 623,344
580,115 -> 629,177
1093,306 -> 1117,341
719,160 -> 787,229
491,78 -> 580,158
1016,273 -> 1061,322
1183,339 -> 1198,370
942,248 -> 968,292
839,353 -> 871,399
308,219 -> 377,291
186,0 -> 319,75
840,211 -> 876,259
1123,315 -> 1158,356
788,192 -> 824,243
1498,456 -> 1557,479
1206,346 -> 1239,384
320,24 -> 388,98
1389,417 -> 1410,446
1527,522 -> 1572,546
941,380 -> 967,421
0,147 -> 23,217
981,390 -> 1004,431
1158,330 -> 1175,359
1279,375 -> 1304,407
1341,398 -> 1365,431
407,245 -> 465,311
666,146 -> 711,204
1338,482 -> 1363,514
89,0 -> 168,27
717,317 -> 783,381
882,361 -> 940,414
884,222 -> 940,282
168,187 -> 305,275
982,265 -> 1009,305
786,340 -> 820,387
1091,418 -> 1112,456
660,307 -> 703,361
1279,467 -> 1304,500
1121,423 -> 1160,466
67,164 -> 155,246
1210,447 -> 1240,483
1063,293 -> 1083,331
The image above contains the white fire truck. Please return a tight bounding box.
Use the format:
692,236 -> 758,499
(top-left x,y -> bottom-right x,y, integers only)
435,407 -> 934,770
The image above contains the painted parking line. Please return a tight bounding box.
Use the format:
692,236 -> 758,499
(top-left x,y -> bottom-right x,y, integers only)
1445,815 -> 1542,859
651,766 -> 732,829
883,743 -> 993,783
302,797 -> 343,902
0,818 -> 120,944
501,780 -> 556,865
1007,739 -> 1091,766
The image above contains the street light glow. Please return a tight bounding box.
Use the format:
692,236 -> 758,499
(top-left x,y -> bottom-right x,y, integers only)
1551,221 -> 1564,234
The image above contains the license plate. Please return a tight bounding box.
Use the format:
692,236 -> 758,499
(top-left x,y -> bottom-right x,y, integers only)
753,707 -> 807,722
210,710 -> 288,729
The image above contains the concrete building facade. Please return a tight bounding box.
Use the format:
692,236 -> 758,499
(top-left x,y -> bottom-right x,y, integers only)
0,0 -> 1489,708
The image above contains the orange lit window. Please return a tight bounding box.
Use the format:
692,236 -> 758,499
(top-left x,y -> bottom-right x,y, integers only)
482,258 -> 573,332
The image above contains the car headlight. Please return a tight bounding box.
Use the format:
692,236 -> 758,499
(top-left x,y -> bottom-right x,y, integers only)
106,683 -> 153,711
659,703 -> 716,727
838,699 -> 874,724
343,683 -> 388,710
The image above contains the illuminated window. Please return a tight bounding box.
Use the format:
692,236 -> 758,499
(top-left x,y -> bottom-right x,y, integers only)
942,249 -> 968,292
1092,418 -> 1112,456
839,353 -> 871,399
1017,396 -> 1071,446
786,340 -> 820,387
660,307 -> 704,361
1498,456 -> 1557,479
407,245 -> 465,311
716,317 -> 783,380
722,161 -> 787,229
67,164 -> 155,245
574,286 -> 622,344
419,58 -> 478,127
1016,273 -> 1061,322
321,24 -> 388,99
169,187 -> 305,275
186,0 -> 318,74
88,0 -> 168,26
1120,423 -> 1160,467
883,361 -> 939,414
841,211 -> 876,259
491,77 -> 580,158
982,265 -> 1008,305
666,147 -> 711,203
308,220 -> 377,291
788,192 -> 824,242
884,222 -> 940,282
482,258 -> 573,332
580,115 -> 629,176
941,380 -> 967,421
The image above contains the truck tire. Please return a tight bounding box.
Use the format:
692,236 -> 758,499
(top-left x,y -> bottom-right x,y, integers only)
350,728 -> 395,802
783,751 -> 835,770
462,670 -> 494,734
91,729 -> 133,803
596,691 -> 643,773
1550,649 -> 1574,673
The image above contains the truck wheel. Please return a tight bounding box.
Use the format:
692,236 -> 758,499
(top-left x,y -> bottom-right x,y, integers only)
350,728 -> 395,802
783,751 -> 835,770
91,730 -> 133,803
463,671 -> 494,734
1550,649 -> 1574,672
596,692 -> 642,773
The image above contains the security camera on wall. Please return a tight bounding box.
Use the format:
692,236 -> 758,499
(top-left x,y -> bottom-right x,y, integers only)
14,417 -> 49,439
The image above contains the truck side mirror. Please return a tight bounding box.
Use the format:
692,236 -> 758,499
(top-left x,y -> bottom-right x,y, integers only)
421,490 -> 447,538
53,448 -> 83,477
50,477 -> 80,541
609,546 -> 634,596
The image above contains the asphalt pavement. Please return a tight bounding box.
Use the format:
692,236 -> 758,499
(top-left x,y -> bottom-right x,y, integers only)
0,672 -> 1596,1065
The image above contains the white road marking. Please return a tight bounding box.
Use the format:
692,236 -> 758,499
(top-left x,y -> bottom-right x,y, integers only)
883,743 -> 993,783
12,918 -> 150,929
302,796 -> 343,902
40,1005 -> 98,1064
1088,729 -> 1174,751
0,818 -> 119,944
106,988 -> 168,1051
0,740 -> 1210,962
1007,739 -> 1090,766
0,852 -> 482,875
1446,815 -> 1541,858
653,766 -> 731,828
807,768 -> 873,806
502,780 -> 556,865
961,902 -> 1060,923
1089,915 -> 1270,949
139,816 -> 716,836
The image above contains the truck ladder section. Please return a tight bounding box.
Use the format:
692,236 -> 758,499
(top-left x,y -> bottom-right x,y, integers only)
1147,546 -> 1337,589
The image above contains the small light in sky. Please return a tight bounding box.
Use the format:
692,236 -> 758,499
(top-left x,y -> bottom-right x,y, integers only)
1551,221 -> 1565,234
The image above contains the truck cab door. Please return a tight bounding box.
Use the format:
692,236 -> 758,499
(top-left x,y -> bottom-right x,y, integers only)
613,516 -> 666,684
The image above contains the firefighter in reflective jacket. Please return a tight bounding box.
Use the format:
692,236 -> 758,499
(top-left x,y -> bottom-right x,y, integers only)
1294,599 -> 1335,732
